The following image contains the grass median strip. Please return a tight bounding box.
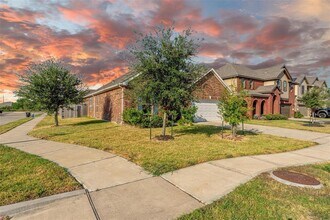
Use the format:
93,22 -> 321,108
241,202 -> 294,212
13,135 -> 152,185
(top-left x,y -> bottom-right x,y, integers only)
247,119 -> 330,134
0,145 -> 81,206
0,117 -> 33,135
30,116 -> 315,175
179,163 -> 330,220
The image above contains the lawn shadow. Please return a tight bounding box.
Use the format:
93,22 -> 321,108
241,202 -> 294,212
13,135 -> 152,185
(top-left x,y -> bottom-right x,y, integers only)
72,119 -> 107,126
175,125 -> 230,137
301,123 -> 325,127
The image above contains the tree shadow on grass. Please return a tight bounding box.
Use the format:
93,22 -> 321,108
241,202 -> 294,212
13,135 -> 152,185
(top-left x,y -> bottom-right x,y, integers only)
175,125 -> 230,137
72,120 -> 107,126
301,123 -> 325,127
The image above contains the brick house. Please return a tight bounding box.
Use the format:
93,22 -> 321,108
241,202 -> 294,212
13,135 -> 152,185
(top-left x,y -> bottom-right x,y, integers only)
215,63 -> 295,118
83,63 -> 310,123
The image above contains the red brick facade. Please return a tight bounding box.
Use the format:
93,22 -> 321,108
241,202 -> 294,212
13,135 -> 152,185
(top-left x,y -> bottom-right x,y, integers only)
84,87 -> 125,123
194,71 -> 227,100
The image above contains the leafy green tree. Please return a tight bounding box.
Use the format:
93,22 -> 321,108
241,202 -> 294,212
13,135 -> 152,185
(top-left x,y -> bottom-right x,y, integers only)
129,26 -> 204,137
218,89 -> 248,137
17,59 -> 87,126
12,98 -> 41,111
301,87 -> 329,123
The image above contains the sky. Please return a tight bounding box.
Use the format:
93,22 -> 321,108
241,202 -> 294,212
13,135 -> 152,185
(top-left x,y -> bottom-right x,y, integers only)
1,0 -> 330,102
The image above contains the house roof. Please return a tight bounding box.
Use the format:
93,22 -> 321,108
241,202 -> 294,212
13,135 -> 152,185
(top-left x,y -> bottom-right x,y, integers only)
247,91 -> 269,98
292,75 -> 306,85
305,76 -> 318,85
314,80 -> 326,87
85,72 -> 138,97
254,85 -> 279,94
216,63 -> 290,81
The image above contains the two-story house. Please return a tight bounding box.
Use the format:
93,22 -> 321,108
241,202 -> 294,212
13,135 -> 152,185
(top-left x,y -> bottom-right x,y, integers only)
215,63 -> 295,118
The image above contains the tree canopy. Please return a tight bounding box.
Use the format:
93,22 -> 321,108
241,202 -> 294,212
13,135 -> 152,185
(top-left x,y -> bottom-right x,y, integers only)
17,59 -> 87,126
128,26 -> 204,136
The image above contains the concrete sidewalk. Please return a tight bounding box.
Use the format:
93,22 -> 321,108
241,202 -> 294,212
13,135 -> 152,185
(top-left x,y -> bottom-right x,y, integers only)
0,117 -> 329,219
0,116 -> 202,219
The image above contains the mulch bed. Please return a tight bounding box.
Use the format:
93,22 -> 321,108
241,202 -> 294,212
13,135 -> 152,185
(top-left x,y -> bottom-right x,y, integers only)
154,135 -> 174,141
219,134 -> 244,141
273,170 -> 320,186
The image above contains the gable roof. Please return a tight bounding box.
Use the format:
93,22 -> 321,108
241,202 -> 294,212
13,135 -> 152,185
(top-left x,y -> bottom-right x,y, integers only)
85,72 -> 139,97
314,80 -> 326,87
196,68 -> 231,92
292,75 -> 306,85
216,63 -> 291,81
305,76 -> 318,85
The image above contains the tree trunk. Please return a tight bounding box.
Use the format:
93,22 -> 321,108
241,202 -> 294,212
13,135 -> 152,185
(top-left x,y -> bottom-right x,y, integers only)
232,125 -> 237,138
54,110 -> 59,126
162,112 -> 167,137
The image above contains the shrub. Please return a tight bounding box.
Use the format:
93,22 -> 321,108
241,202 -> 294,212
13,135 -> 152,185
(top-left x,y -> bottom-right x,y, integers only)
264,114 -> 288,120
178,106 -> 198,126
294,111 -> 304,118
140,115 -> 164,128
123,108 -> 143,125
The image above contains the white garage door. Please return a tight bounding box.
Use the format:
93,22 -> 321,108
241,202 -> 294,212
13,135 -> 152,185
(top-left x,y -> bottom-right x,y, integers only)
194,100 -> 221,122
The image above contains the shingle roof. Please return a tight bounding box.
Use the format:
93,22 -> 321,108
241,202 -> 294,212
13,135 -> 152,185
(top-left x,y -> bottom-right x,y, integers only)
292,75 -> 305,85
254,85 -> 278,94
314,80 -> 326,87
305,76 -> 318,85
216,63 -> 288,81
85,72 -> 139,97
97,72 -> 138,91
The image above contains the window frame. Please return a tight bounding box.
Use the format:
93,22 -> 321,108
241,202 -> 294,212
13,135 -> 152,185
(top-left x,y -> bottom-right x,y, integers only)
283,81 -> 287,92
241,78 -> 246,89
249,80 -> 254,89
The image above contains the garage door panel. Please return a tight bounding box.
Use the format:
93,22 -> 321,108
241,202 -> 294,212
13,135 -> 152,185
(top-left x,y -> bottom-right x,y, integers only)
194,101 -> 221,122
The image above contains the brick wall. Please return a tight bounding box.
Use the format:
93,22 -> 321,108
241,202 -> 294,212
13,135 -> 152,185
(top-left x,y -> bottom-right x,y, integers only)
194,72 -> 227,100
84,87 -> 125,123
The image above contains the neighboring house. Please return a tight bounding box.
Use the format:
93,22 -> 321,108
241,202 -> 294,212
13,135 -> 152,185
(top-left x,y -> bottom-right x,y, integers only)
293,76 -> 328,116
292,76 -> 309,116
216,63 -> 295,118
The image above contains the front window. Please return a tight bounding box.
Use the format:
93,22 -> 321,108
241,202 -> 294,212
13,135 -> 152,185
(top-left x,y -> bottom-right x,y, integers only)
283,81 -> 287,92
241,78 -> 246,89
277,80 -> 282,90
301,85 -> 305,95
249,80 -> 254,89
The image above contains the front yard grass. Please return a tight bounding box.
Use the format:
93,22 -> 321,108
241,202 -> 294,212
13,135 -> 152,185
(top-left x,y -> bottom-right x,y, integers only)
30,116 -> 315,175
179,163 -> 330,220
0,145 -> 81,206
247,119 -> 330,134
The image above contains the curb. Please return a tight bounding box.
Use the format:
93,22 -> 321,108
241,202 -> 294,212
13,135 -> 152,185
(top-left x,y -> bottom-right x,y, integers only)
0,189 -> 86,216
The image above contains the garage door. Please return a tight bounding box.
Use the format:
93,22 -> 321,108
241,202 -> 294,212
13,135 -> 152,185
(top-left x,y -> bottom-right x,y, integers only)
280,104 -> 290,117
194,100 -> 221,122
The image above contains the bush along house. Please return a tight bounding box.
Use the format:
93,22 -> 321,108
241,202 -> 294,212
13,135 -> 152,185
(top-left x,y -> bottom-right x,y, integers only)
83,63 -> 325,123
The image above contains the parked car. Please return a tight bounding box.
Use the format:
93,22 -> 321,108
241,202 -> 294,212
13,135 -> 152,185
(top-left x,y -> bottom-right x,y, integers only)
315,108 -> 330,118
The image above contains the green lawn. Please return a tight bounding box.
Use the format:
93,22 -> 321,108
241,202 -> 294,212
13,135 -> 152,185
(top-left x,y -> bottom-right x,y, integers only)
30,117 -> 315,175
0,145 -> 81,206
179,163 -> 330,220
0,117 -> 32,134
246,119 -> 330,134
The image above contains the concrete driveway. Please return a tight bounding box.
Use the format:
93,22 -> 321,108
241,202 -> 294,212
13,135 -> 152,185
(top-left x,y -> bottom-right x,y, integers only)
0,112 -> 27,125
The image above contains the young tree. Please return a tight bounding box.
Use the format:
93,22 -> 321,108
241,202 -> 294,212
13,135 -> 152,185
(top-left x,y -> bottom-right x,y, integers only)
129,26 -> 203,137
218,90 -> 248,137
301,87 -> 329,123
17,59 -> 87,126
